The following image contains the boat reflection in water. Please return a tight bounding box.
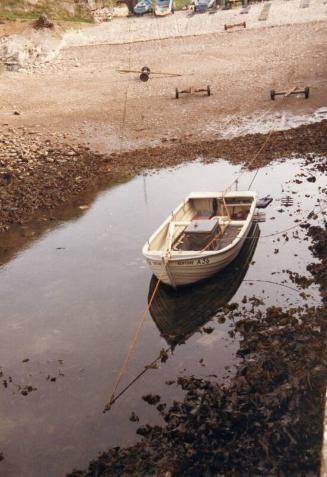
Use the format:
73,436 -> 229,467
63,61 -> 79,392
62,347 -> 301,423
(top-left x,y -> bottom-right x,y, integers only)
148,223 -> 260,347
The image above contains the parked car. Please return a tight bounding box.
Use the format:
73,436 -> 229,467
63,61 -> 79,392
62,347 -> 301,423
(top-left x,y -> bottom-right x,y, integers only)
194,0 -> 216,13
154,0 -> 175,16
134,0 -> 153,15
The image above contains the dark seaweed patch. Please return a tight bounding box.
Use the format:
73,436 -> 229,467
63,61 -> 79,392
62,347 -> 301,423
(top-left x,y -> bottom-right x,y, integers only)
67,218 -> 327,477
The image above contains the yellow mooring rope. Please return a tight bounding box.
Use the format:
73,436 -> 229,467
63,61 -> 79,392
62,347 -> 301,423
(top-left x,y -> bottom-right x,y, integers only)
104,267 -> 165,412
225,99 -> 284,193
106,60 -> 303,410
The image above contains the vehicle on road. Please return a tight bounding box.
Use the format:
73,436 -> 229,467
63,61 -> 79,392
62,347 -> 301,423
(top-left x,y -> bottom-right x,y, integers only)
194,0 -> 216,13
134,0 -> 153,15
154,0 -> 175,16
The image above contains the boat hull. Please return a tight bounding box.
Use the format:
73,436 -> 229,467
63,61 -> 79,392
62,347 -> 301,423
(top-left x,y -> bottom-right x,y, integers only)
149,223 -> 260,344
145,220 -> 252,287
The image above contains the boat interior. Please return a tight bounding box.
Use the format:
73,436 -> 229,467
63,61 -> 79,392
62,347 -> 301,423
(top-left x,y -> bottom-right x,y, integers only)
148,196 -> 254,253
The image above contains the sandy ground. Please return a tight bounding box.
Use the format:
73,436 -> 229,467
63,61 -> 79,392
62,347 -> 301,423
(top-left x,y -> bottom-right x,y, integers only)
0,0 -> 326,152
63,0 -> 327,47
0,1 -> 326,232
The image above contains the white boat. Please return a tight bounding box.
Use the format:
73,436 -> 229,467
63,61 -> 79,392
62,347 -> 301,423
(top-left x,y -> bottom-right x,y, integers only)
142,191 -> 257,287
149,223 -> 260,344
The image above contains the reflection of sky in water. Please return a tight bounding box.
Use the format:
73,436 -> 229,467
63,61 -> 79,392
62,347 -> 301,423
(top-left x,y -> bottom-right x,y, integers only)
0,157 -> 325,477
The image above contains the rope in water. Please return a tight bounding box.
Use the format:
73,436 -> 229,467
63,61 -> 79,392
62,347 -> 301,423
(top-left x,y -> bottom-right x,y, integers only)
104,210 -> 326,409
105,26 -> 308,411
104,112 -> 317,411
247,202 -> 327,240
104,200 -> 326,410
104,276 -> 319,410
224,101 -> 282,193
104,345 -> 171,412
224,70 -> 307,193
104,267 -> 165,412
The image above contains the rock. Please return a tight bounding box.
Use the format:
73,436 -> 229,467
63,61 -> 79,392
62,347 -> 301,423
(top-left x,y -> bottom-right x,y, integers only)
0,172 -> 12,186
20,385 -> 37,396
129,412 -> 140,422
142,394 -> 161,405
33,15 -> 54,30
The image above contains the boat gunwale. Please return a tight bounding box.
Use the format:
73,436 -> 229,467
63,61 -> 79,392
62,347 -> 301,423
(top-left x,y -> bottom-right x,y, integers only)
143,191 -> 257,260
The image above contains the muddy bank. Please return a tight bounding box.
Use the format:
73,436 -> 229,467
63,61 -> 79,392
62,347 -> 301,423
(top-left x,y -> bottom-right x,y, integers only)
0,120 -> 326,233
0,128 -> 121,233
66,220 -> 327,476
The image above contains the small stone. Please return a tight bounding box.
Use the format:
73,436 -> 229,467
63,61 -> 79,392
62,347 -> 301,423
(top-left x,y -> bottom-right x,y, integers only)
129,412 -> 139,422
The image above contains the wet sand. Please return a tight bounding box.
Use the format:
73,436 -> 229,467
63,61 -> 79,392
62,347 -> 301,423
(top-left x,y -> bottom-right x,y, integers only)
0,120 -> 326,235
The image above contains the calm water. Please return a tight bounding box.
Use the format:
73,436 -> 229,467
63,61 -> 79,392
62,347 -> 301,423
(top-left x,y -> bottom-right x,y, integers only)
0,157 -> 324,477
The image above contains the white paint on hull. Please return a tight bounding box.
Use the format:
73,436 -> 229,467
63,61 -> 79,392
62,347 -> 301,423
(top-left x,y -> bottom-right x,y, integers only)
143,191 -> 257,287
146,221 -> 251,286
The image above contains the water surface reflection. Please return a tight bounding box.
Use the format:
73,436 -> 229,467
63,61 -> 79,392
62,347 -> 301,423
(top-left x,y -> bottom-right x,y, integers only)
0,157 -> 323,477
149,223 -> 260,346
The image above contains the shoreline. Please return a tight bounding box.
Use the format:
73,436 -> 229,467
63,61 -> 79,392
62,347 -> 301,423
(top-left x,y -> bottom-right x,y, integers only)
0,119 -> 326,235
66,168 -> 327,477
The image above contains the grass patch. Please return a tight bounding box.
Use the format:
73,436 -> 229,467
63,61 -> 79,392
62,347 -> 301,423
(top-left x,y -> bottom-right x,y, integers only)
174,0 -> 191,9
0,1 -> 94,23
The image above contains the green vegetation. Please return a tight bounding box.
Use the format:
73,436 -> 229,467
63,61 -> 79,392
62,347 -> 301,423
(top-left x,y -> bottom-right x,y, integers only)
174,0 -> 191,10
0,1 -> 94,23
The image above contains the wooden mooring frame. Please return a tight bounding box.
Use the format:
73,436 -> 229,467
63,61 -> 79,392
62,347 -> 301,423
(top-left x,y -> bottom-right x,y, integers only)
175,85 -> 211,99
224,21 -> 246,31
270,86 -> 310,100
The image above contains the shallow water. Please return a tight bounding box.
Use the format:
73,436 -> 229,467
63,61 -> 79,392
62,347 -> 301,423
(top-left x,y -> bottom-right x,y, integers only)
210,107 -> 327,139
0,156 -> 325,477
